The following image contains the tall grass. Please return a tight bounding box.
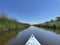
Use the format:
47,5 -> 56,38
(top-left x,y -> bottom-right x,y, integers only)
34,16 -> 60,34
0,14 -> 30,32
0,13 -> 30,45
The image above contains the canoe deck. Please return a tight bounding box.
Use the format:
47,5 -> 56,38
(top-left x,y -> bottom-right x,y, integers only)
25,34 -> 41,45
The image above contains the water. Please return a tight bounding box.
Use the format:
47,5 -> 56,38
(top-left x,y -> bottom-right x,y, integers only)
6,26 -> 60,45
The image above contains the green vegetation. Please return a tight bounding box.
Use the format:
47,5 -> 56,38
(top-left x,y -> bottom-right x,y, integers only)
0,13 -> 30,45
0,15 -> 30,32
34,16 -> 60,34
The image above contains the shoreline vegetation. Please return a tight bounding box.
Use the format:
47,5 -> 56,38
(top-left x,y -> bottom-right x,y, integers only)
33,16 -> 60,34
0,13 -> 30,45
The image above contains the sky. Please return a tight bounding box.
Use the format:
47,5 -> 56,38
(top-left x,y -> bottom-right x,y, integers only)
0,0 -> 60,24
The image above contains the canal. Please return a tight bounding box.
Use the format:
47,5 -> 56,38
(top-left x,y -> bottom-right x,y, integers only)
6,26 -> 60,45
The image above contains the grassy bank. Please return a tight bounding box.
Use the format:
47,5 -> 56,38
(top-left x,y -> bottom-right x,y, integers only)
34,16 -> 60,34
0,14 -> 30,45
0,15 -> 30,32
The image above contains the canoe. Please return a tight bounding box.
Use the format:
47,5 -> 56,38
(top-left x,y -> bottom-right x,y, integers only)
25,34 -> 41,45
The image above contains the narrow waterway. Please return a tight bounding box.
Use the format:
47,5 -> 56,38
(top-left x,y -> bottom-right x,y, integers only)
6,26 -> 60,45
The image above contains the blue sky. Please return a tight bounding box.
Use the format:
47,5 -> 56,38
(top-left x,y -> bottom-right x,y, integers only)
0,0 -> 60,24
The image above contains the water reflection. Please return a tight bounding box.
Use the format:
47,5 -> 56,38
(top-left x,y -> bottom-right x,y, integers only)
6,26 -> 60,45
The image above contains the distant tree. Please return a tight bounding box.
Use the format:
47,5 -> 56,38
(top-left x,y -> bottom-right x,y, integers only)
56,16 -> 60,21
50,20 -> 55,22
45,21 -> 49,23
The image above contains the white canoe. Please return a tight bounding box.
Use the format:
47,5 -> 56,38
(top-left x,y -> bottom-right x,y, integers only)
25,34 -> 41,45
